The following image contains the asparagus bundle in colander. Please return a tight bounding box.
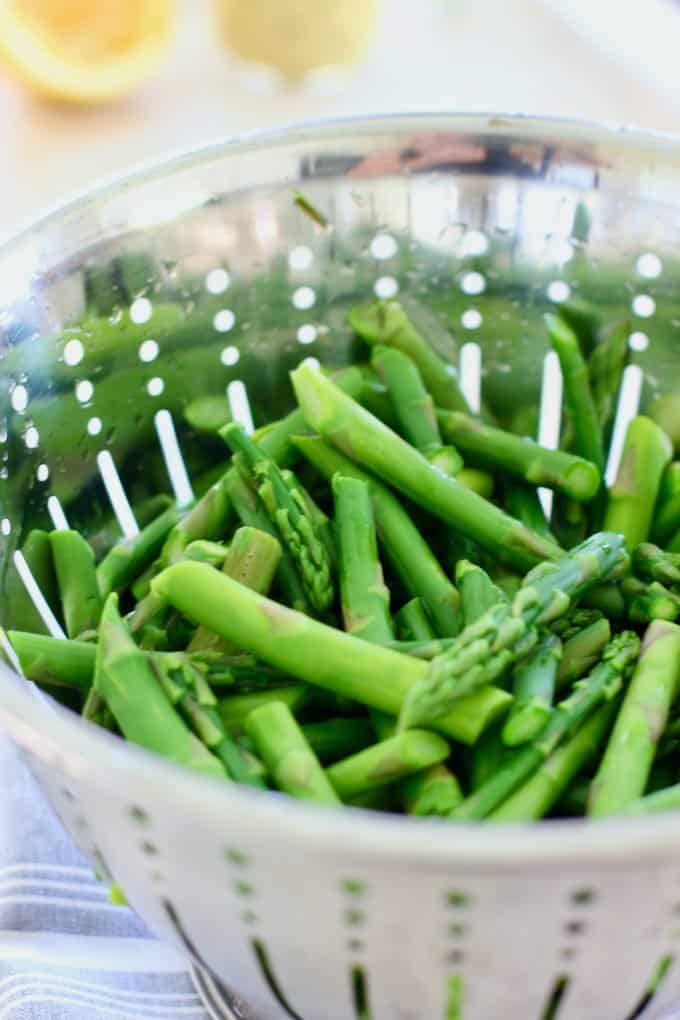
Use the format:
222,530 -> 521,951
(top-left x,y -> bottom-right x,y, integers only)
11,298 -> 680,826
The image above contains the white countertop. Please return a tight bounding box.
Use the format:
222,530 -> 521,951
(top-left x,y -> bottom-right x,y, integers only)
1,0 -> 679,240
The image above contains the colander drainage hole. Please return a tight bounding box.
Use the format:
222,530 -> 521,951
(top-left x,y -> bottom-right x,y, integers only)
624,954 -> 674,1020
251,939 -> 305,1020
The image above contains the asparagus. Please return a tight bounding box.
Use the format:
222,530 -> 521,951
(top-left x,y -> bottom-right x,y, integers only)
634,543 -> 680,587
94,595 -> 226,778
399,532 -> 629,730
395,598 -> 435,642
96,505 -> 180,598
491,700 -> 619,822
551,498 -> 588,551
551,608 -> 603,641
152,656 -> 266,787
456,467 -> 494,499
623,577 -> 680,623
333,475 -> 393,643
619,782 -> 680,816
293,435 -> 461,636
470,721 -> 509,790
219,685 -> 311,731
582,582 -> 626,618
291,364 -> 561,571
222,423 -> 333,614
502,635 -> 562,747
4,529 -> 60,634
371,344 -> 463,474
545,313 -> 605,473
326,730 -> 450,800
184,395 -> 232,434
603,416 -> 672,549
88,494 -> 173,560
188,527 -> 282,653
556,618 -> 611,691
588,318 -> 629,440
301,717 -> 375,765
8,630 -> 94,693
451,631 -> 639,820
50,530 -> 103,639
456,560 -> 506,627
588,620 -> 680,817
438,410 -> 600,503
245,701 -> 341,806
402,764 -> 463,816
184,540 -> 230,567
385,638 -> 457,659
348,299 -> 471,413
503,482 -> 556,543
152,563 -> 512,746
651,462 -> 680,546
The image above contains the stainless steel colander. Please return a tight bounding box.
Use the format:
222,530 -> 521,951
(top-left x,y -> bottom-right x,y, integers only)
2,114 -> 680,1020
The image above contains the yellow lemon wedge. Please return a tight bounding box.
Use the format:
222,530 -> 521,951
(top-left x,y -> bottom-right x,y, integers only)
0,0 -> 174,103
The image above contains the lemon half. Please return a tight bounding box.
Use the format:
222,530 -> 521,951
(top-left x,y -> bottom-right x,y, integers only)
0,0 -> 174,103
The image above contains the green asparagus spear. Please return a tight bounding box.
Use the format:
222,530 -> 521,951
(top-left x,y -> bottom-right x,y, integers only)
503,482 -> 556,543
588,318 -> 629,440
588,620 -> 680,816
222,423 -> 334,613
7,631 -> 94,693
634,543 -> 680,587
371,344 -> 463,474
301,717 -> 375,765
622,577 -> 680,623
456,560 -> 507,627
556,618 -> 611,691
152,563 -> 512,746
188,527 -> 282,653
557,298 -> 600,356
551,608 -> 603,641
456,467 -> 494,499
582,582 -> 626,618
619,782 -> 680,816
451,631 -> 639,820
502,635 -> 562,747
348,299 -> 471,413
184,395 -> 232,434
491,700 -> 618,822
395,599 -> 435,642
50,530 -> 103,639
545,313 -> 605,473
385,638 -> 457,659
438,410 -> 600,503
333,475 -> 393,643
399,532 -> 629,729
245,701 -> 341,805
402,764 -> 463,816
219,685 -> 311,731
603,416 -> 672,548
291,364 -> 561,571
293,435 -> 461,636
4,529 -> 60,634
223,469 -> 309,614
470,721 -> 510,790
326,730 -> 450,800
96,505 -> 180,598
551,498 -> 588,550
651,463 -> 680,546
94,595 -> 226,777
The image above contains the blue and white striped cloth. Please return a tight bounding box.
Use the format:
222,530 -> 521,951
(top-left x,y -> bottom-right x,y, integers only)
0,734 -> 215,1020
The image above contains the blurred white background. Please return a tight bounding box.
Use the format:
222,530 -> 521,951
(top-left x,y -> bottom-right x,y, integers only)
1,0 -> 680,240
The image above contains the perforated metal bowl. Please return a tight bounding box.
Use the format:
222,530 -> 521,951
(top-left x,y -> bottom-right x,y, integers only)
2,114 -> 680,1020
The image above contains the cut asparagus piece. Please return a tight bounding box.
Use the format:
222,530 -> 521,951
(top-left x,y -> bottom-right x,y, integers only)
456,467 -> 494,499
385,638 -> 457,659
50,530 -> 103,639
619,782 -> 680,816
456,560 -> 507,627
291,364 -> 562,571
588,317 -> 629,440
503,482 -> 556,543
246,701 -> 341,806
502,635 -> 562,747
301,717 -> 375,765
651,462 -> 680,546
451,631 -> 639,820
152,562 -> 512,746
4,529 -> 60,634
219,686 -> 311,731
491,700 -> 618,822
603,416 -> 672,549
623,577 -> 680,623
333,474 -> 393,643
395,598 -> 435,642
556,618 -> 611,691
96,504 -> 180,598
402,763 -> 464,816
634,543 -> 680,588
399,532 -> 629,729
293,435 -> 461,636
588,620 -> 680,817
439,410 -> 600,502
222,423 -> 334,613
94,595 -> 226,778
188,526 -> 282,653
326,730 -> 449,800
348,299 -> 471,413
8,630 -> 94,693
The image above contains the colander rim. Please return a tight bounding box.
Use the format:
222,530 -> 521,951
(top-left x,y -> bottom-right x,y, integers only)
4,110 -> 680,865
